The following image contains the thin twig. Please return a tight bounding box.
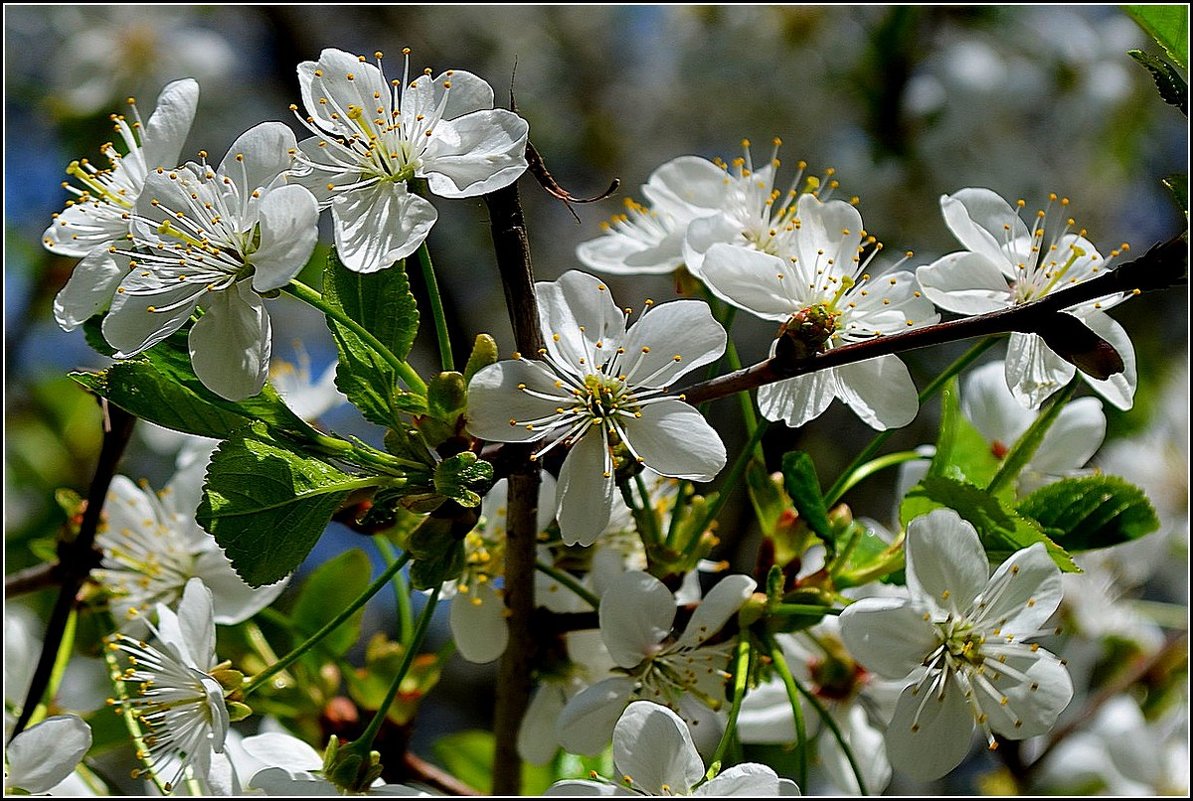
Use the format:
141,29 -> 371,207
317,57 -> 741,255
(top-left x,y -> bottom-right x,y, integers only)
9,402 -> 135,742
483,176 -> 544,796
401,752 -> 483,796
5,562 -> 60,598
527,140 -> 620,222
680,235 -> 1187,406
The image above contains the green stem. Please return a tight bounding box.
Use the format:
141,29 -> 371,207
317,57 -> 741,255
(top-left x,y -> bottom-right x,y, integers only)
770,603 -> 842,617
355,585 -> 441,749
415,243 -> 454,372
986,379 -> 1078,497
377,537 -> 414,644
284,280 -> 426,394
243,551 -> 411,697
535,560 -> 600,610
823,337 -> 998,505
693,422 -> 770,537
709,637 -> 752,773
829,450 -> 929,506
619,475 -> 662,549
764,633 -> 809,790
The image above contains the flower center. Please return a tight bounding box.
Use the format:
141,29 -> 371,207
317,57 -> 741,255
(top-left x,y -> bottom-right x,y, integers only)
778,302 -> 842,359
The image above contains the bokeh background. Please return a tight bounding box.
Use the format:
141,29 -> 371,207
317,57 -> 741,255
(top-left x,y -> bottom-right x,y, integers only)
5,5 -> 1188,795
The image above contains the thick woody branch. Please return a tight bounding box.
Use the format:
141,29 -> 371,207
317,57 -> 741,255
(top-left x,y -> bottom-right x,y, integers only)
8,403 -> 135,742
681,236 -> 1187,406
483,178 -> 544,796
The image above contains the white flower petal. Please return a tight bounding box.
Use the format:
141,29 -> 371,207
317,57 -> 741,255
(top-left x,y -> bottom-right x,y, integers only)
53,248 -> 131,330
819,704 -> 889,795
674,574 -> 755,649
884,673 -> 975,781
218,123 -> 297,217
141,78 -> 201,170
600,571 -> 676,668
557,676 -> 637,755
982,649 -> 1073,739
620,299 -> 727,387
699,243 -> 797,321
241,731 -> 323,773
835,356 -> 921,430
467,359 -> 569,443
103,271 -> 205,357
537,270 -> 626,374
422,109 -> 529,198
331,183 -> 438,274
838,597 -> 939,680
576,226 -> 685,276
975,543 -> 1062,637
905,509 -> 989,616
621,400 -> 726,481
194,549 -> 289,626
1077,311 -> 1136,411
43,198 -> 130,257
189,281 -> 271,402
696,764 -> 784,796
299,49 -> 390,136
546,780 -> 623,796
1004,331 -> 1076,410
940,188 -> 1028,270
450,582 -> 510,664
916,251 -> 1013,315
4,715 -> 92,794
251,185 -> 320,292
557,431 -> 617,547
758,372 -> 835,429
519,685 -> 567,765
641,155 -> 728,221
613,701 -> 705,795
1030,396 -> 1105,475
683,213 -> 749,276
173,577 -> 217,669
961,360 -> 1030,446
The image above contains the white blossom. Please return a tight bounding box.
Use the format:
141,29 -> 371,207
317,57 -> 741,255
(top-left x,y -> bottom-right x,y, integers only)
101,121 -> 319,401
838,509 -> 1073,780
697,191 -> 938,430
549,701 -> 800,796
916,187 -> 1136,410
467,270 -> 727,547
576,156 -> 727,275
556,570 -> 755,755
292,47 -> 529,273
107,578 -> 230,792
47,78 -> 199,330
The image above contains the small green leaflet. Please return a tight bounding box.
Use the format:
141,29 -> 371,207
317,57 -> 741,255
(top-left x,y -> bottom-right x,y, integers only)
927,377 -> 1001,490
1018,474 -> 1160,551
289,548 -> 372,656
781,451 -> 832,546
1128,50 -> 1187,115
198,422 -> 382,587
1124,5 -> 1188,70
322,248 -> 422,427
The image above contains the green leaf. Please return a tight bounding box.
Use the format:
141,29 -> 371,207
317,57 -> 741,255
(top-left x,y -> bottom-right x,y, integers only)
433,452 -> 494,508
781,451 -> 831,545
927,377 -> 1000,489
70,333 -> 316,442
463,334 -> 499,383
198,422 -> 379,586
1125,5 -> 1188,70
1128,50 -> 1188,115
82,316 -> 116,357
1018,475 -> 1160,552
900,475 -> 1077,572
323,249 -> 422,427
343,634 -> 442,726
290,548 -> 372,656
746,458 -> 789,539
431,730 -> 556,795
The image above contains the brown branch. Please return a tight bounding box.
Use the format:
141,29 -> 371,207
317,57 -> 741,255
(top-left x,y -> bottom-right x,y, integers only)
527,141 -> 620,223
401,752 -> 483,796
8,402 -> 136,742
5,562 -> 62,598
483,178 -> 544,796
680,236 -> 1187,406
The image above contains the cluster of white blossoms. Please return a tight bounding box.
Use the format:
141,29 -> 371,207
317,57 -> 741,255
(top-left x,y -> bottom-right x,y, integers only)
45,47 -> 530,400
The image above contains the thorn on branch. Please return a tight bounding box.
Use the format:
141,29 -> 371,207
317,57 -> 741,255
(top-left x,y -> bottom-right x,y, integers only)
527,141 -> 621,223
